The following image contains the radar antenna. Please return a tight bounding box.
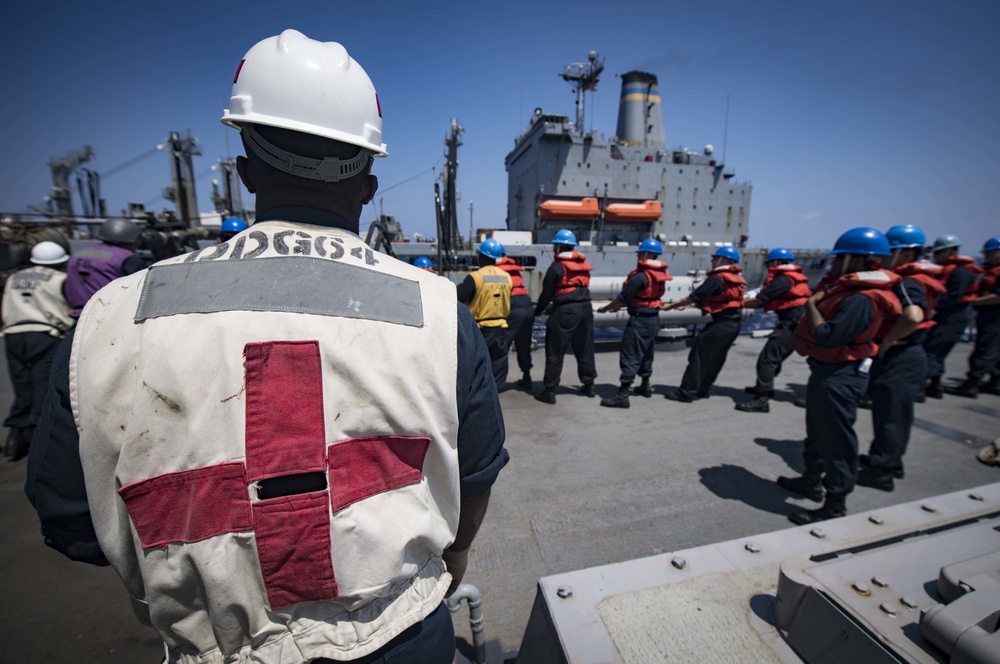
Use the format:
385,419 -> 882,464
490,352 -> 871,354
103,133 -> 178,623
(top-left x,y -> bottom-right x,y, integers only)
561,50 -> 604,134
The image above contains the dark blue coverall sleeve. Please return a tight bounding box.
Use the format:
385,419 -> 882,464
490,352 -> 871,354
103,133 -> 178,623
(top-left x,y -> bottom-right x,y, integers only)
756,274 -> 793,304
534,262 -> 563,316
689,274 -> 724,308
617,272 -> 649,304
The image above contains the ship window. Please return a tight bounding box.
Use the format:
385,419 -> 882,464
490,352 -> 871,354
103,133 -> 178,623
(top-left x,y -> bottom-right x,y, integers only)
693,205 -> 696,210
709,205 -> 713,210
586,182 -> 589,187
562,180 -> 566,185
708,222 -> 712,227
696,170 -> 700,175
679,169 -> 683,174
578,163 -> 581,167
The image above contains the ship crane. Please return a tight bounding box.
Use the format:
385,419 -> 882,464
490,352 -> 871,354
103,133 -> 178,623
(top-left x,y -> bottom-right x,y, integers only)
45,145 -> 95,219
560,50 -> 604,134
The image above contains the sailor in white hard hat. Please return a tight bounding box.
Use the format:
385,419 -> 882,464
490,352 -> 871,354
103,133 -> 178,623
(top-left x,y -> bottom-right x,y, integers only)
2,240 -> 74,461
26,30 -> 507,664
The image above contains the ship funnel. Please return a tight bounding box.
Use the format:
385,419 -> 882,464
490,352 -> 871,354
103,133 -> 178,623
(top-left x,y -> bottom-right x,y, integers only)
615,71 -> 666,150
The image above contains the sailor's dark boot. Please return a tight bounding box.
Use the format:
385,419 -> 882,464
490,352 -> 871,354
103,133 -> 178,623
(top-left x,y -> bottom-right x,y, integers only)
6,428 -> 29,463
981,379 -> 1000,396
516,372 -> 532,391
788,494 -> 847,525
735,396 -> 770,413
633,378 -> 653,398
777,474 -> 824,502
926,376 -> 944,399
859,453 -> 904,479
601,385 -> 631,409
857,466 -> 895,492
534,390 -> 556,405
944,379 -> 979,399
580,382 -> 596,398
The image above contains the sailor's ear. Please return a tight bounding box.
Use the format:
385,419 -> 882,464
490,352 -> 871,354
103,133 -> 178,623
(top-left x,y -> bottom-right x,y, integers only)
360,174 -> 378,205
236,156 -> 255,194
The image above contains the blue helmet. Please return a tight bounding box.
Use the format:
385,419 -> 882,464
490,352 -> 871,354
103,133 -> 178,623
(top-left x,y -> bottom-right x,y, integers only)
478,238 -> 504,260
553,229 -> 578,247
828,227 -> 891,256
765,247 -> 794,262
931,234 -> 961,252
885,225 -> 925,250
712,246 -> 741,262
221,217 -> 248,234
413,256 -> 433,269
637,238 -> 663,255
984,236 -> 1000,253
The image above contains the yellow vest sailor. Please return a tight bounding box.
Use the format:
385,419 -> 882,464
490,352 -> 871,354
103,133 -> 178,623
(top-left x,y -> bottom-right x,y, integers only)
457,238 -> 513,389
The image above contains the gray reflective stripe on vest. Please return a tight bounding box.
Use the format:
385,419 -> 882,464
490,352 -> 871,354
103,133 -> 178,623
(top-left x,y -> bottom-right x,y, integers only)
76,248 -> 116,259
134,256 -> 424,327
481,275 -> 509,283
19,270 -> 54,282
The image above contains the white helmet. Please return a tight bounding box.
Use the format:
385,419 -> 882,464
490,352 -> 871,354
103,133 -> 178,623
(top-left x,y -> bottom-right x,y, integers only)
221,30 -> 387,158
30,241 -> 69,265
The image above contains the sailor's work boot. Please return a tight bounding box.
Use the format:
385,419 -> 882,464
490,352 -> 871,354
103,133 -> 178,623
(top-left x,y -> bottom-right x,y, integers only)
777,475 -> 824,502
735,397 -> 770,413
600,386 -> 631,409
981,380 -> 1000,396
633,379 -> 653,398
744,386 -> 774,398
788,494 -> 847,525
534,390 -> 556,405
857,466 -> 895,492
859,453 -> 904,479
944,380 -> 979,399
516,372 -> 533,391
925,377 -> 944,399
580,382 -> 596,398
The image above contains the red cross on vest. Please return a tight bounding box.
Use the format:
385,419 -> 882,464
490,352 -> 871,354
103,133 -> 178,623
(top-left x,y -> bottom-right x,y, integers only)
117,340 -> 430,609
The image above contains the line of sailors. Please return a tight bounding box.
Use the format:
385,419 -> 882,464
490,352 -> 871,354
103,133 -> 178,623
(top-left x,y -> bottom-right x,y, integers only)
1,217 -> 248,461
443,225 -> 1000,525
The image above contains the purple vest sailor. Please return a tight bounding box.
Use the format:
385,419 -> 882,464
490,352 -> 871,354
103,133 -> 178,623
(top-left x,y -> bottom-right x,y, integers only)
65,244 -> 136,317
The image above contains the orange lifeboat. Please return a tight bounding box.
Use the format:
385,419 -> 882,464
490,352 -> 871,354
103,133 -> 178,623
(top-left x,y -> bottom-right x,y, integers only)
604,200 -> 661,222
538,197 -> 600,220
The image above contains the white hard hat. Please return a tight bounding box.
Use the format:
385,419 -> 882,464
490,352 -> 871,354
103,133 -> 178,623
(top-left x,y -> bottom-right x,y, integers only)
221,30 -> 387,158
30,241 -> 69,265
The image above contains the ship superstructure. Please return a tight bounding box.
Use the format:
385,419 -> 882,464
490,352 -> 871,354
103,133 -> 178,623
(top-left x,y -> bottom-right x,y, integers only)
505,52 -> 752,250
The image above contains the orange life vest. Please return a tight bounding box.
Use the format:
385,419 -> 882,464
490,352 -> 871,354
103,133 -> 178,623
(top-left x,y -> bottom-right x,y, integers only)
701,265 -> 746,314
626,260 -> 672,309
496,256 -> 528,297
762,265 -> 811,312
978,263 -> 1000,296
792,270 -> 902,363
555,251 -> 592,295
940,256 -> 984,304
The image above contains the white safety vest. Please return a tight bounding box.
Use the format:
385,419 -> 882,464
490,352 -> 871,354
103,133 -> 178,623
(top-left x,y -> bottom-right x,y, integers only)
1,266 -> 73,336
72,221 -> 461,663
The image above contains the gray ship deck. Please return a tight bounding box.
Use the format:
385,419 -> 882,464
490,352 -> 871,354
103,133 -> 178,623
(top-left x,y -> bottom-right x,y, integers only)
1,335 -> 996,662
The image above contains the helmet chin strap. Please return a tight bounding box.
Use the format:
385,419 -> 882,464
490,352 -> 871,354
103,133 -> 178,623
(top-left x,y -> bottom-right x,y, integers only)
242,124 -> 371,182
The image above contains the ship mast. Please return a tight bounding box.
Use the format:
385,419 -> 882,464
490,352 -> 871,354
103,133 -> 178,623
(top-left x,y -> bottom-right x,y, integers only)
560,51 -> 604,134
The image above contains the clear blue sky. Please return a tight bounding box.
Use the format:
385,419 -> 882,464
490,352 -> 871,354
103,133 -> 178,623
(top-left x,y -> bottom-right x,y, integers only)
2,0 -> 997,251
